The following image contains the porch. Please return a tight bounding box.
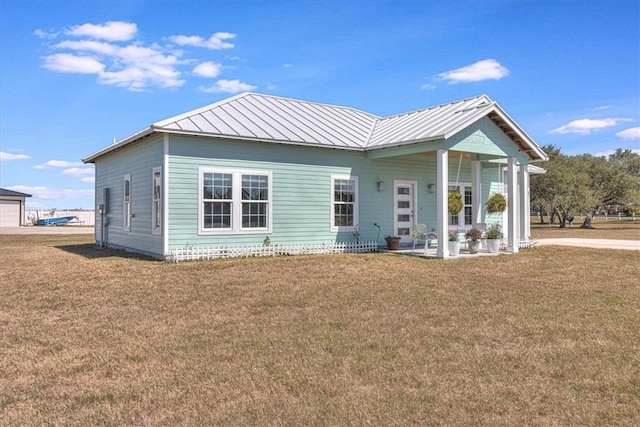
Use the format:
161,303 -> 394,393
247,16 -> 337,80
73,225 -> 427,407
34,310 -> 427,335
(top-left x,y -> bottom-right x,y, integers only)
379,239 -> 538,259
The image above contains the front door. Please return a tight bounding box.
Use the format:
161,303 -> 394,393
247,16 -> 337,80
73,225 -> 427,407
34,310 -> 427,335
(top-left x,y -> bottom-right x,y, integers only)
394,180 -> 417,243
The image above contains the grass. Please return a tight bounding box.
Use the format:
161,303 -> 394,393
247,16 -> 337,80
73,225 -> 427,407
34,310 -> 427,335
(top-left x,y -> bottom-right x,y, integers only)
530,216 -> 640,240
1,233 -> 639,425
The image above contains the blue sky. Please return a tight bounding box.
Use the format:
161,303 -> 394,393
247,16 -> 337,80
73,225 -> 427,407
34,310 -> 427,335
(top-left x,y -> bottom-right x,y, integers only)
1,0 -> 638,209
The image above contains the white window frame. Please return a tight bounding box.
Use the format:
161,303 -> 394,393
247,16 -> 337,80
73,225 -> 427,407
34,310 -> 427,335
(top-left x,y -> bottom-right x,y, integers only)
448,183 -> 472,229
198,167 -> 272,235
123,174 -> 131,231
331,175 -> 359,232
152,167 -> 162,236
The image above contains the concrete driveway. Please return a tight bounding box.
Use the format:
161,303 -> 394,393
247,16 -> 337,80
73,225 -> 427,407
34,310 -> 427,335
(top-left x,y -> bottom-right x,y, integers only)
0,226 -> 94,235
536,238 -> 640,251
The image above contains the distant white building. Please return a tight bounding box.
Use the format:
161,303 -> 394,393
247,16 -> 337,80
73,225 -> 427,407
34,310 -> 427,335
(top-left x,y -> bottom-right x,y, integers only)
0,188 -> 31,227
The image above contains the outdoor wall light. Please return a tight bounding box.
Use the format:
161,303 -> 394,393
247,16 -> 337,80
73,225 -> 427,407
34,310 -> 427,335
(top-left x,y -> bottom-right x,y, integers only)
428,183 -> 435,193
377,181 -> 385,192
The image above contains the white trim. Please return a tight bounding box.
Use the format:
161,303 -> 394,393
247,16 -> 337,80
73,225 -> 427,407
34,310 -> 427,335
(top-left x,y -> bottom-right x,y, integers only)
152,166 -> 162,236
330,175 -> 359,233
448,182 -> 472,230
123,174 -> 131,231
198,167 -> 272,235
507,157 -> 518,253
436,149 -> 449,258
162,134 -> 169,254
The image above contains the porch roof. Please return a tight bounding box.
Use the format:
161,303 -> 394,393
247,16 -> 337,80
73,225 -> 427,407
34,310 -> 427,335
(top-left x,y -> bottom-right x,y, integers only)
83,93 -> 547,163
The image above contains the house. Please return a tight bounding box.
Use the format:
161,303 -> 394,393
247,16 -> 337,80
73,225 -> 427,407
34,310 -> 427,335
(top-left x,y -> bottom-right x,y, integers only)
0,188 -> 32,227
82,93 -> 547,260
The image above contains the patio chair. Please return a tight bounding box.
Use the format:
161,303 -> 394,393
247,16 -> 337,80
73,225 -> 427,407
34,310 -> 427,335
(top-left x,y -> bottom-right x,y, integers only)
412,223 -> 437,255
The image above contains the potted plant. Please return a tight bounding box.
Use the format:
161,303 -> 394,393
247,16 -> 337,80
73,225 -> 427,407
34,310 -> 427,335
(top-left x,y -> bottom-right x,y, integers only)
464,227 -> 483,254
448,190 -> 463,215
486,193 -> 507,214
448,229 -> 460,256
384,235 -> 401,250
485,223 -> 502,253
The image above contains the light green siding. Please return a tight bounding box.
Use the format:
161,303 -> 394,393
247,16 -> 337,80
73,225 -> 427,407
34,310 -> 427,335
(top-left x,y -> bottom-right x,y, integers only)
165,135 -> 506,251
94,134 -> 165,256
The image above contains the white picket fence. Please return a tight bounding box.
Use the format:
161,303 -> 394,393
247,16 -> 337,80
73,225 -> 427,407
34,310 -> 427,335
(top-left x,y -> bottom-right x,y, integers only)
166,241 -> 379,262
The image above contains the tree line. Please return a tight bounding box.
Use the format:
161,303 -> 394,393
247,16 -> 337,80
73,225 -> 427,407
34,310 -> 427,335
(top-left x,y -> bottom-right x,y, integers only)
530,146 -> 640,228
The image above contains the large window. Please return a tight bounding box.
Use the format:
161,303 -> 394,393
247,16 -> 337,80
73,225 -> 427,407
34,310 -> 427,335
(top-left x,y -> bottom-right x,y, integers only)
123,174 -> 131,231
200,168 -> 271,234
449,184 -> 472,227
152,167 -> 162,235
331,175 -> 358,231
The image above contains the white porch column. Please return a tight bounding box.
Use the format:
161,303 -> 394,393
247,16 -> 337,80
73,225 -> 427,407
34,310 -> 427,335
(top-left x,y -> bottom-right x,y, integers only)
507,156 -> 519,253
471,160 -> 482,227
519,164 -> 530,241
436,149 -> 449,258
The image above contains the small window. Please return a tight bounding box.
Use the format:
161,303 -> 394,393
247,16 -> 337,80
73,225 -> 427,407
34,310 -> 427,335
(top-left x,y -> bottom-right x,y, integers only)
331,175 -> 358,231
123,174 -> 131,231
152,167 -> 162,235
200,168 -> 271,234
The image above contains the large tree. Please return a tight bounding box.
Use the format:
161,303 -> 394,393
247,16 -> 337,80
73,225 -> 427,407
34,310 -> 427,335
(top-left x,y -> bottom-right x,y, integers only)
530,146 -> 640,228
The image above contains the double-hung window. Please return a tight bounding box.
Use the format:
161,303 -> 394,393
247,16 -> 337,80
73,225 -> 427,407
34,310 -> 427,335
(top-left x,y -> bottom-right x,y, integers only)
448,184 -> 472,227
331,175 -> 358,232
152,167 -> 162,235
123,174 -> 131,231
200,168 -> 271,234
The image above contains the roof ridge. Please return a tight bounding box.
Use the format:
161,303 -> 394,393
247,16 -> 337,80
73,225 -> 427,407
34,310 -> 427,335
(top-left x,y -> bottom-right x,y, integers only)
377,94 -> 491,122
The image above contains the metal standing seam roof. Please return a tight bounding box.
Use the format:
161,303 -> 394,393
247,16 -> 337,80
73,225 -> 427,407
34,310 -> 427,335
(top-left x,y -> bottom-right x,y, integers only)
83,92 -> 547,163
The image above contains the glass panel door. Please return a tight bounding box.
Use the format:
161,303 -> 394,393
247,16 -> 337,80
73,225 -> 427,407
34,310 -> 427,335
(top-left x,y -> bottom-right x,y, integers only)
394,181 -> 416,243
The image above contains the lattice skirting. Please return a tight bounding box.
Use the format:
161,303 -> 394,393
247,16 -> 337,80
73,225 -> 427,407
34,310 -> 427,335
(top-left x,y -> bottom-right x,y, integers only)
165,241 -> 379,262
498,239 -> 538,250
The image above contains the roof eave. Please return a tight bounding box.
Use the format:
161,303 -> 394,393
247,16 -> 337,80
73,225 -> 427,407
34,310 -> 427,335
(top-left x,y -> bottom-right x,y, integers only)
82,127 -> 156,163
485,105 -> 548,162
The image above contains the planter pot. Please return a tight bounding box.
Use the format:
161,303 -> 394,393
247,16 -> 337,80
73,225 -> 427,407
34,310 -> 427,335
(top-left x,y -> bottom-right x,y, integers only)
487,239 -> 501,253
385,237 -> 401,250
448,241 -> 460,257
468,240 -> 481,254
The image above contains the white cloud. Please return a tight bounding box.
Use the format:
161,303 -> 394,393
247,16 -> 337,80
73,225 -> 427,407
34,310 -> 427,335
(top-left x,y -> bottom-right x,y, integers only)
39,22 -> 241,91
169,32 -> 236,49
35,160 -> 84,169
549,118 -> 633,135
6,185 -> 93,200
42,53 -> 105,74
594,105 -> 613,111
420,83 -> 436,90
193,61 -> 222,78
62,167 -> 94,178
55,40 -> 118,55
34,28 -> 59,39
67,21 -> 137,41
81,176 -> 95,183
616,127 -> 640,140
438,59 -> 509,84
198,79 -> 257,94
0,152 -> 30,161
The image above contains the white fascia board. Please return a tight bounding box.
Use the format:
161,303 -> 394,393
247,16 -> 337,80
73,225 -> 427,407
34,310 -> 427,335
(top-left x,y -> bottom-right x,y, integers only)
488,105 -> 548,162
